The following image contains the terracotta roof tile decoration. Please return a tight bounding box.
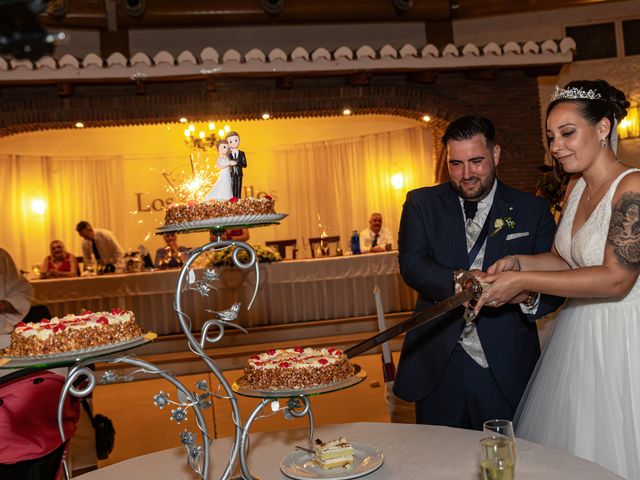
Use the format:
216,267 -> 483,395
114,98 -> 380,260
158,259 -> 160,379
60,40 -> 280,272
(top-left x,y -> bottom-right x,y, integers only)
0,39 -> 575,83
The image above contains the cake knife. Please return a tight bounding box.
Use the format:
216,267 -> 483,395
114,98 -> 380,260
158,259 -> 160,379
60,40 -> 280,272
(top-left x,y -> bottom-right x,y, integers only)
344,270 -> 483,359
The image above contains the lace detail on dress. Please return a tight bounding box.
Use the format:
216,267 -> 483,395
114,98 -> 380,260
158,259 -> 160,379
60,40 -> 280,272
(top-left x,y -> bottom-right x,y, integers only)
555,168 -> 640,303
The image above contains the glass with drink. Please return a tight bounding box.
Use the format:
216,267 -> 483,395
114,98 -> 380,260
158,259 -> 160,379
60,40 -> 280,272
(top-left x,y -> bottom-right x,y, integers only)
480,436 -> 515,480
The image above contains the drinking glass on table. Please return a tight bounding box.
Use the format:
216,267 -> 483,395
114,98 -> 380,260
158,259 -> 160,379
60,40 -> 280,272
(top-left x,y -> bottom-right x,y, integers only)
480,436 -> 515,480
31,263 -> 41,279
83,259 -> 96,275
483,419 -> 516,459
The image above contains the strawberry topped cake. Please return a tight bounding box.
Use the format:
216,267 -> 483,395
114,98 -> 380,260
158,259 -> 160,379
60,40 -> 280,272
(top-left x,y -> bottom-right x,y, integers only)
2,309 -> 143,356
244,346 -> 355,390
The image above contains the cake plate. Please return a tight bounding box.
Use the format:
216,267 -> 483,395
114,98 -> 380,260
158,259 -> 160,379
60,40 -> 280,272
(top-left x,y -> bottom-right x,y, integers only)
231,365 -> 367,475
0,333 -> 156,369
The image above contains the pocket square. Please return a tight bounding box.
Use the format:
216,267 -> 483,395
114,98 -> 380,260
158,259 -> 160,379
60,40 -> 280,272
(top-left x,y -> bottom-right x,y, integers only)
506,232 -> 529,241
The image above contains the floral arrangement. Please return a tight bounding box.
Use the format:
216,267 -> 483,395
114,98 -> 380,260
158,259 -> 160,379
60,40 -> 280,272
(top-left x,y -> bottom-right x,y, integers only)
209,244 -> 282,267
536,166 -> 571,216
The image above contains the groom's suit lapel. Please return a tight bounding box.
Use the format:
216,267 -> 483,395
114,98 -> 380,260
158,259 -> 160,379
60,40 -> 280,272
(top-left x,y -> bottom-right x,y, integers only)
438,184 -> 470,269
483,181 -> 515,271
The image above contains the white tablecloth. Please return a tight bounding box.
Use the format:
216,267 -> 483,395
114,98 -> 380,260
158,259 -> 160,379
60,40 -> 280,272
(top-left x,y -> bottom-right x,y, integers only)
31,252 -> 415,334
76,422 -> 622,479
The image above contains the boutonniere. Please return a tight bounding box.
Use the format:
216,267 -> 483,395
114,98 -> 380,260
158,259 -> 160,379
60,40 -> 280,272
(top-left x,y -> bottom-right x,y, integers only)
490,216 -> 516,237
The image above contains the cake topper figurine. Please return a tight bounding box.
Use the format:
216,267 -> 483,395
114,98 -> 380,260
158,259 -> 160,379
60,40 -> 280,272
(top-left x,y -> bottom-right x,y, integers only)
227,131 -> 247,198
204,139 -> 236,201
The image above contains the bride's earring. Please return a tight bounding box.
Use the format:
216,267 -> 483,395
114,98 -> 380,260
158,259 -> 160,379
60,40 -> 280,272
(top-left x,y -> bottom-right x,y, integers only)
601,138 -> 607,148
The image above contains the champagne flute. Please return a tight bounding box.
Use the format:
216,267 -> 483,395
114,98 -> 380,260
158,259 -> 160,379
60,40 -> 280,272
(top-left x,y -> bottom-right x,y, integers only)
480,436 -> 515,480
483,419 -> 516,459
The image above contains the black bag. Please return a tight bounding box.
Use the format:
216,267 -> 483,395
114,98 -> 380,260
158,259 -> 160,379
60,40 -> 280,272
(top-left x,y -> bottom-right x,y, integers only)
81,399 -> 116,460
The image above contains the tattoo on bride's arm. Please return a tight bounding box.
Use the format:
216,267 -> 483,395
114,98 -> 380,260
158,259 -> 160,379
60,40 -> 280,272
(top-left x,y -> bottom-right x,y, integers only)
607,191 -> 640,271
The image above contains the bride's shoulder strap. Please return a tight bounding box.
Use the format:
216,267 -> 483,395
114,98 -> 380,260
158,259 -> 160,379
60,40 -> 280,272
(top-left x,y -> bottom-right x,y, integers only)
610,168 -> 640,198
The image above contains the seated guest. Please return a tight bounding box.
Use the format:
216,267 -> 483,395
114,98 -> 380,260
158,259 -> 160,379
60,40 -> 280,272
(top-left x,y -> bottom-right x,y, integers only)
155,233 -> 190,269
360,213 -> 393,253
0,248 -> 34,335
211,229 -> 250,242
76,221 -> 124,273
40,240 -> 78,278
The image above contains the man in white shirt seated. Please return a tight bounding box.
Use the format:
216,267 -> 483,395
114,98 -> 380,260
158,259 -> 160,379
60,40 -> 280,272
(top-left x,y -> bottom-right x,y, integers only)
0,248 -> 34,336
360,212 -> 394,253
76,221 -> 124,273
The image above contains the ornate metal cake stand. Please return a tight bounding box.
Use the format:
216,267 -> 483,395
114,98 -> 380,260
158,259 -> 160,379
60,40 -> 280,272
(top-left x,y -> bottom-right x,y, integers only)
232,365 -> 367,471
34,215 -> 285,479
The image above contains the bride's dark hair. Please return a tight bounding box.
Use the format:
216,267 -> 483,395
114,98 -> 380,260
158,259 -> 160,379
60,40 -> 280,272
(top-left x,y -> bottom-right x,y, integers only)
546,79 -> 630,141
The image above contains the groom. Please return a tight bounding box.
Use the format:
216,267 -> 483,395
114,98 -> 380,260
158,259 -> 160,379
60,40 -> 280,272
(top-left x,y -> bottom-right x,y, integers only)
393,116 -> 563,429
227,131 -> 247,198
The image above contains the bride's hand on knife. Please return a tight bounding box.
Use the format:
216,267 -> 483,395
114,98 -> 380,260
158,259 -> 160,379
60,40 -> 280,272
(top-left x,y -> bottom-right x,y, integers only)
487,254 -> 521,274
473,270 -> 525,314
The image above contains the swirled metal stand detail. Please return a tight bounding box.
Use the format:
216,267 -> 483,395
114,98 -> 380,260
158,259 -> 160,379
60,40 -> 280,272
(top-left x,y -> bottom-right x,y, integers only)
57,356 -> 213,478
172,233 -> 262,479
54,229 -> 267,479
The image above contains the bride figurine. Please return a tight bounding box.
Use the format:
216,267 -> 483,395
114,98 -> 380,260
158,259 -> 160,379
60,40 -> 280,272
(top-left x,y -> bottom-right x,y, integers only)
204,139 -> 237,201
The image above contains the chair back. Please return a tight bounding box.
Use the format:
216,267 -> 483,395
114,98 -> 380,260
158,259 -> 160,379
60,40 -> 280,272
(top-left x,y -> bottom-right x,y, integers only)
308,235 -> 341,258
265,239 -> 298,260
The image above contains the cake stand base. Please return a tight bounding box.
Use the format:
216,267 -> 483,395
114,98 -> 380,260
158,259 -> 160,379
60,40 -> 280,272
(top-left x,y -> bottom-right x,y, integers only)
230,476 -> 262,480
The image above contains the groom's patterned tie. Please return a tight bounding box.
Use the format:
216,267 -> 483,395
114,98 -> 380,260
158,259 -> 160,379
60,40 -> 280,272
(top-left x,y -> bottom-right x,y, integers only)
459,198 -> 489,368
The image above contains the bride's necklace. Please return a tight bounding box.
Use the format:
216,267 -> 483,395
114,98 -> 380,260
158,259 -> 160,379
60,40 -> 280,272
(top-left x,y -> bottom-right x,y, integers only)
585,169 -> 617,201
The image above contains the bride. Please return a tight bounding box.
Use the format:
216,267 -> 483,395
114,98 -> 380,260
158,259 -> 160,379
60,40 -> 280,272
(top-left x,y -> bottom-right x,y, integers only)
474,79 -> 639,479
204,139 -> 236,201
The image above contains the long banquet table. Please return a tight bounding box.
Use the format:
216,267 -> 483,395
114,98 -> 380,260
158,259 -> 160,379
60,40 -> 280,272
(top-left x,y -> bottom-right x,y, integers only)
31,252 -> 416,335
76,422 -> 622,479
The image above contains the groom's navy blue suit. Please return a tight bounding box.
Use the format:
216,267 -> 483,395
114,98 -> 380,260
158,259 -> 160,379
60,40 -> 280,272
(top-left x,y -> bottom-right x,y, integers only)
393,180 -> 563,427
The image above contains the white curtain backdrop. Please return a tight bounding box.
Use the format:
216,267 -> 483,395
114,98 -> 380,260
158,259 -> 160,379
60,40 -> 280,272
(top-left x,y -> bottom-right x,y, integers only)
1,126 -> 435,270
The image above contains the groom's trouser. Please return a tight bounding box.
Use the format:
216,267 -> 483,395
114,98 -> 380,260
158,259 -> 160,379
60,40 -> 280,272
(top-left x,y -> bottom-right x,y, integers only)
415,344 -> 514,430
231,175 -> 242,198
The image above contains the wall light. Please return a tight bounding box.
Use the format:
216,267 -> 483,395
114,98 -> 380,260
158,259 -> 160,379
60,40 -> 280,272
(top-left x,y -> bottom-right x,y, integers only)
391,173 -> 405,190
179,117 -> 188,123
618,101 -> 639,140
342,108 -> 352,115
262,113 -> 271,120
75,122 -> 84,128
422,115 -> 431,122
31,198 -> 46,215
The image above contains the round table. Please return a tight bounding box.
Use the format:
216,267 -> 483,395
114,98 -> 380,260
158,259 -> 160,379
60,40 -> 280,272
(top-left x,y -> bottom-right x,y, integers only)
76,422 -> 622,479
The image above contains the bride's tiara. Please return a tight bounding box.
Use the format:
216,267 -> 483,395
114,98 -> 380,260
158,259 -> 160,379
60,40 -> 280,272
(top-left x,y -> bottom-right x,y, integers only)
551,86 -> 602,102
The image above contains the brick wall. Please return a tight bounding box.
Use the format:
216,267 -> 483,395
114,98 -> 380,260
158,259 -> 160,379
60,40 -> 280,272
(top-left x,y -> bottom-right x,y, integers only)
0,70 -> 545,191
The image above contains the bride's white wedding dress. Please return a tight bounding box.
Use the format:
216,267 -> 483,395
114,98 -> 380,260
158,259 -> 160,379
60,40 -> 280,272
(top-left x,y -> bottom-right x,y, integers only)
515,168 -> 640,479
204,156 -> 233,201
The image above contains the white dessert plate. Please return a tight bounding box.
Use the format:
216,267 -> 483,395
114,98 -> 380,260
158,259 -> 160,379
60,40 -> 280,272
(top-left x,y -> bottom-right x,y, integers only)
280,443 -> 383,480
0,333 -> 156,369
156,213 -> 288,234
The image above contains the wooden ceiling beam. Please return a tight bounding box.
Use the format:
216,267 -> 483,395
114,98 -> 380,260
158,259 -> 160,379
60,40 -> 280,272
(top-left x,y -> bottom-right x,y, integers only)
40,0 -> 452,29
451,0 -> 622,19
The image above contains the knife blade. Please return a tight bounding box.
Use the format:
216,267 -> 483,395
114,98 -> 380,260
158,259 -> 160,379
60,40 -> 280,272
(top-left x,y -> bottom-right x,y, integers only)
344,271 -> 483,360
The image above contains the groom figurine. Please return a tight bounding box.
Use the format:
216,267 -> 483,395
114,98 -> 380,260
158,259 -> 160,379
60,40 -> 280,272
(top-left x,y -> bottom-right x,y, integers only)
393,116 -> 563,429
227,131 -> 247,198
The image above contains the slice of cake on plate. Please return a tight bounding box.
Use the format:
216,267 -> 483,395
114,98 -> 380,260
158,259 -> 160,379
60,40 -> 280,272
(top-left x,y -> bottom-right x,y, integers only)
313,437 -> 354,470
